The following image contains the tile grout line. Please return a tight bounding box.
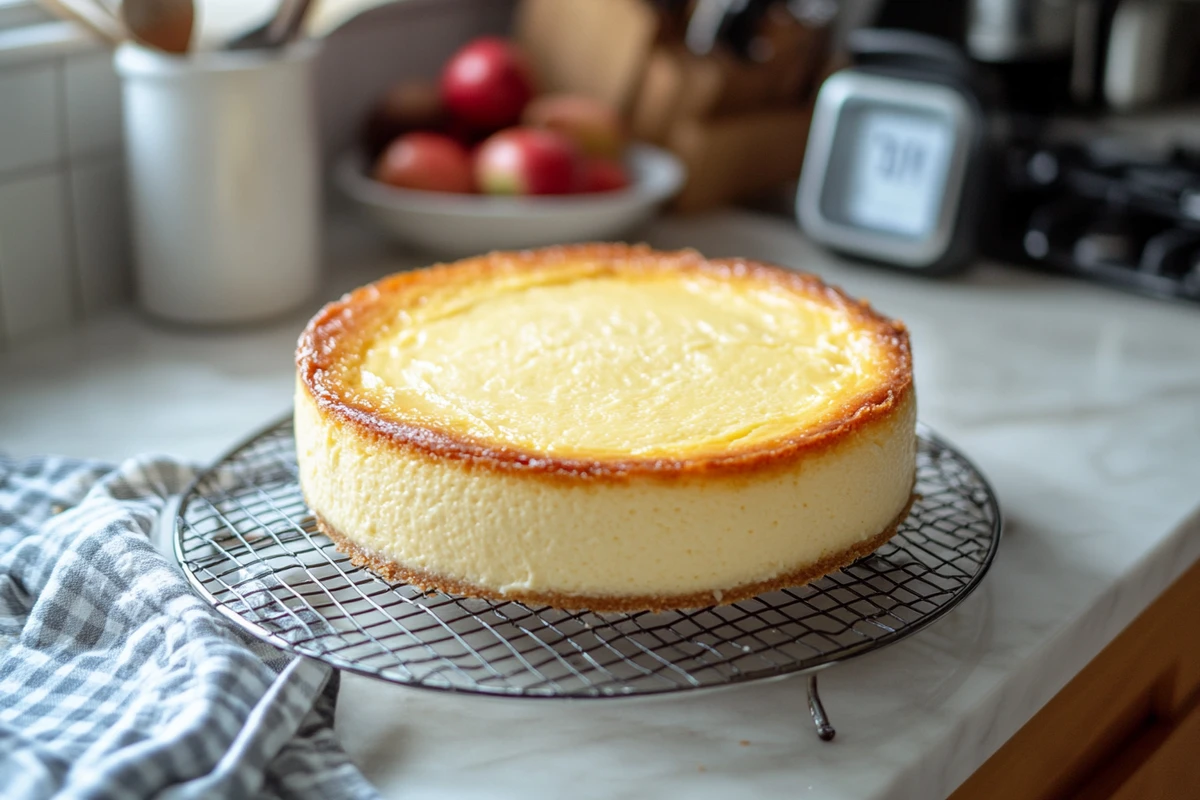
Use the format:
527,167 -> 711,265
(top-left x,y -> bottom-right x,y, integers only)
53,54 -> 85,323
0,147 -> 123,187
0,235 -> 8,350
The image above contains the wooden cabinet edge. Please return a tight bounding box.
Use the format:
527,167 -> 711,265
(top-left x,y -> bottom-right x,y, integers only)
950,558 -> 1200,800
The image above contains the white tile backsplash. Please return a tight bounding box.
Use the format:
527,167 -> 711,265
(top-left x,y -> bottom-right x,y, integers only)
0,43 -> 132,349
69,157 -> 131,314
0,172 -> 75,343
0,63 -> 62,174
64,51 -> 122,157
0,0 -> 515,350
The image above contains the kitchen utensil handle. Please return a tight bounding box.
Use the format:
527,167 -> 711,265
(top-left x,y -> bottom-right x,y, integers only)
39,0 -> 124,43
266,0 -> 314,46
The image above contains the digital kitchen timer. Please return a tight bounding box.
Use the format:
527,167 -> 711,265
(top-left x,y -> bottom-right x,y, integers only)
797,30 -> 987,273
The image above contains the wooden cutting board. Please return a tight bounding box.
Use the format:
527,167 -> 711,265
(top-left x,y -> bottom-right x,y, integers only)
514,0 -> 659,114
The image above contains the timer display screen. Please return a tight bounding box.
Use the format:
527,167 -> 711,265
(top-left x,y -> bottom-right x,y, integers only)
843,110 -> 952,239
798,63 -> 980,271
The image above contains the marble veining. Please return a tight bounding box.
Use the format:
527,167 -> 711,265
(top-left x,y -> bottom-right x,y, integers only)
1,212 -> 1198,799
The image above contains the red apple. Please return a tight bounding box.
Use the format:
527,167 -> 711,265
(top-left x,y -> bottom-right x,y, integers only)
362,80 -> 447,159
522,93 -> 626,159
474,128 -> 581,196
441,37 -> 535,132
581,158 -> 630,193
374,132 -> 475,193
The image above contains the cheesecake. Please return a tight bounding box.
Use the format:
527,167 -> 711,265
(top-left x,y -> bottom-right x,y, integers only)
295,244 -> 916,612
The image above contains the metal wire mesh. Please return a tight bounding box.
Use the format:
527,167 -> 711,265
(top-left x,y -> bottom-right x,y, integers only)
175,416 -> 1001,699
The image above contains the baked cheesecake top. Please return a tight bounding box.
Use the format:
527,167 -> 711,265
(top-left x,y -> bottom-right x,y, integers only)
297,244 -> 911,471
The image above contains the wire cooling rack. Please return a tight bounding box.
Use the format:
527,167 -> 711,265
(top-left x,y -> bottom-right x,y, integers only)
175,415 -> 1000,740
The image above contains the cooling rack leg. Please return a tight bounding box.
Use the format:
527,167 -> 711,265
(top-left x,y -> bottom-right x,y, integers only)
807,674 -> 836,742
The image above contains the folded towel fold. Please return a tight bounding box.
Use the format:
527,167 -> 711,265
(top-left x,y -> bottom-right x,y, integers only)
0,455 -> 379,800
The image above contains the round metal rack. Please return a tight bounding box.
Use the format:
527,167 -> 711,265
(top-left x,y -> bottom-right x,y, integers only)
175,416 -> 1001,740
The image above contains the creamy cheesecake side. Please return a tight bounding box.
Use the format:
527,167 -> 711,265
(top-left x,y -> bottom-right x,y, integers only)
295,244 -> 916,612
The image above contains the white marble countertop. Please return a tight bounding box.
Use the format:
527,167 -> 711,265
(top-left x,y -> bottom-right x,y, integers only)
3,211 -> 1199,799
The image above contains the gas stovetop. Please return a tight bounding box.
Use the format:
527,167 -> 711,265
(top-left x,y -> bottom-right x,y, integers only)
986,136 -> 1200,305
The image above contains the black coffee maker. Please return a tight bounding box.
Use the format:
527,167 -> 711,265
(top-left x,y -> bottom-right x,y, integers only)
875,0 -> 1200,114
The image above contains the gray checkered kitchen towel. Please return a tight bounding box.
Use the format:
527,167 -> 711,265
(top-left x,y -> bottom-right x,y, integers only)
0,455 -> 379,800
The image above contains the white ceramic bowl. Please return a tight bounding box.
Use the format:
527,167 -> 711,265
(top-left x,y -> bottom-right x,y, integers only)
335,143 -> 686,257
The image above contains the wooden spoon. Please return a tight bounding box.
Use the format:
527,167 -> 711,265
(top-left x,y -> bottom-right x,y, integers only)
39,0 -> 124,44
121,0 -> 194,54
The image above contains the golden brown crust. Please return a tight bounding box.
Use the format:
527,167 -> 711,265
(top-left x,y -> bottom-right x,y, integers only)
296,243 -> 913,481
314,493 -> 915,613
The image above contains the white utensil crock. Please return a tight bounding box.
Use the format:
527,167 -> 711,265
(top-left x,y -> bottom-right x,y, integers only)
115,42 -> 321,324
